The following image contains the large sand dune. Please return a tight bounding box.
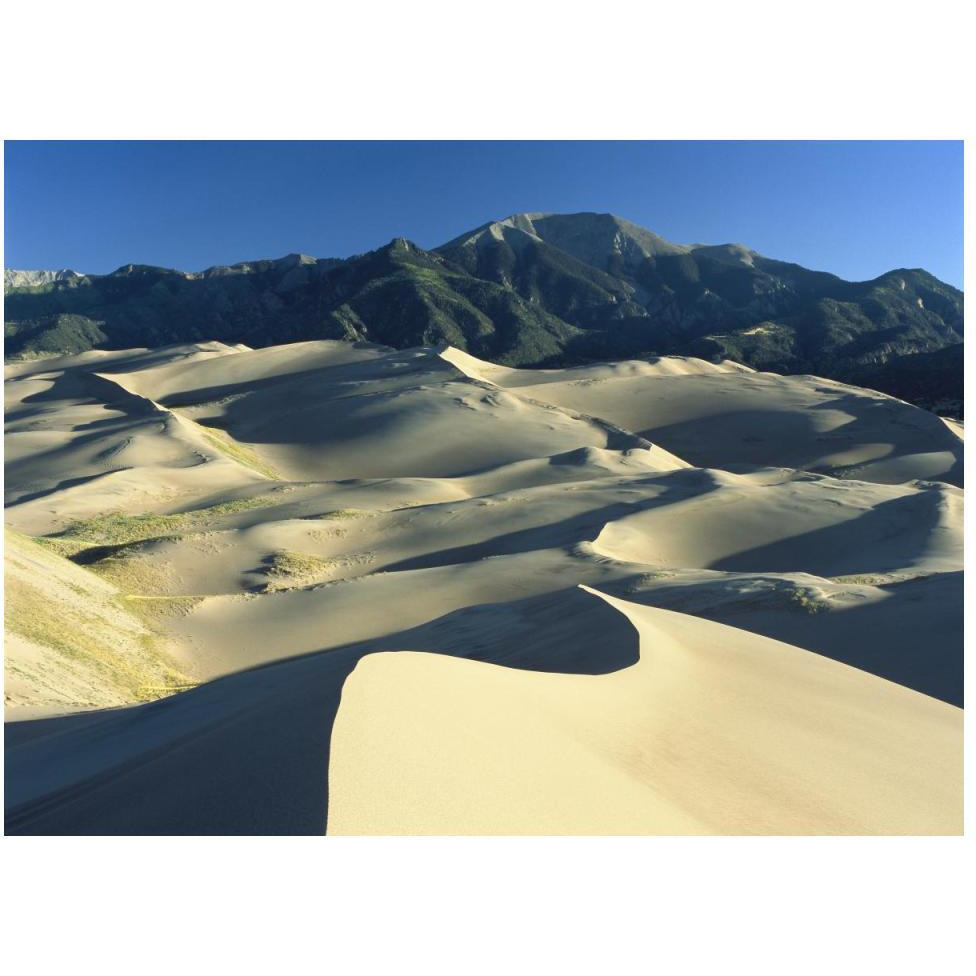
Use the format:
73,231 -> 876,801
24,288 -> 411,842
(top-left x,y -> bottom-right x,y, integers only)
329,589 -> 961,835
4,340 -> 964,834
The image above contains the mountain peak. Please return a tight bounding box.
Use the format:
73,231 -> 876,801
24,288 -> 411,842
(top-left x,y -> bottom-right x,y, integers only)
4,268 -> 83,290
438,211 -> 690,268
688,243 -> 760,268
271,252 -> 318,270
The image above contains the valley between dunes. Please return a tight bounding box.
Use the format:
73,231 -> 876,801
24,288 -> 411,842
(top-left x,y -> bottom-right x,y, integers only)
3,339 -> 963,834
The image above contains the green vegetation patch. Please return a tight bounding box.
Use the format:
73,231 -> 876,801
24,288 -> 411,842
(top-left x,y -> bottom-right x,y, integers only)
33,535 -> 98,559
198,424 -> 281,480
261,549 -> 337,592
305,508 -> 374,520
4,576 -> 191,703
84,546 -> 177,594
787,589 -> 831,614
55,492 -> 284,547
123,594 -> 206,623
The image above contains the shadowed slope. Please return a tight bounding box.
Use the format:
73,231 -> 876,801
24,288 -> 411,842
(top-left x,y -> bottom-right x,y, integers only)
4,587 -> 638,834
444,349 -> 963,486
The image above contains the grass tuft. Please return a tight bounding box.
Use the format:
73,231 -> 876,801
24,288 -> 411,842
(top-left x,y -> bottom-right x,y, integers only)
198,424 -> 281,480
260,550 -> 337,592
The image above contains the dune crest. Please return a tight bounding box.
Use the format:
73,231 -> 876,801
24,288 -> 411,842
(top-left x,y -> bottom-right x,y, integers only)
327,587 -> 961,835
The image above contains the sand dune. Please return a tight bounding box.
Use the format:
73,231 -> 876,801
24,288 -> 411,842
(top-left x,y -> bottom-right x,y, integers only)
4,340 -> 963,834
609,569 -> 962,705
4,344 -> 272,533
2,341 -> 246,383
12,442 -> 951,604
328,588 -> 961,835
5,585 -> 959,835
444,350 -> 964,486
590,468 -> 961,577
140,346 -> 650,483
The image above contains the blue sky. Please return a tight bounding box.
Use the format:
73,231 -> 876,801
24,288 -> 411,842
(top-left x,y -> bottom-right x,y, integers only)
4,141 -> 964,287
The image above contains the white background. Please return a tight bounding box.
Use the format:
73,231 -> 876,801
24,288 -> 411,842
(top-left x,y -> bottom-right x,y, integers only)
1,2 -> 972,973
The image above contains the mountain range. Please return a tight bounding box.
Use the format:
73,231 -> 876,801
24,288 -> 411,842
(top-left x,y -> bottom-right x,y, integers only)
4,212 -> 963,412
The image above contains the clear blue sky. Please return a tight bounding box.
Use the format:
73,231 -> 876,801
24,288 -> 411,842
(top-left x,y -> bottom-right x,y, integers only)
4,141 -> 964,288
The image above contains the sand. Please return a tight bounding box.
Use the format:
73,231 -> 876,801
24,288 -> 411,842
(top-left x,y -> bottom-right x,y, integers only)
442,349 -> 964,487
3,340 -> 963,834
328,588 -> 962,835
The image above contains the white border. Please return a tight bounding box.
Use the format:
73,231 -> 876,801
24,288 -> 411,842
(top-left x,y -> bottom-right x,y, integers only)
2,1 -> 972,973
